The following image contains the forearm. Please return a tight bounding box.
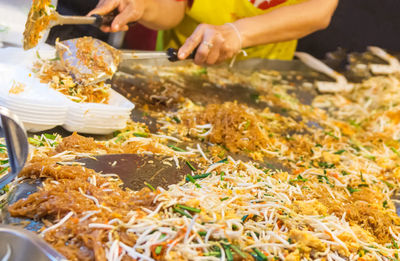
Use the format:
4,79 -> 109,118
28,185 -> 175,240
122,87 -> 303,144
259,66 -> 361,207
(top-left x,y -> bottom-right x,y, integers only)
140,0 -> 187,30
234,0 -> 338,48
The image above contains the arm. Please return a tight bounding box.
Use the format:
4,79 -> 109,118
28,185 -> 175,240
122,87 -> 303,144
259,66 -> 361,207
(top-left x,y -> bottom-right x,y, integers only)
179,0 -> 338,65
236,0 -> 339,48
88,0 -> 187,32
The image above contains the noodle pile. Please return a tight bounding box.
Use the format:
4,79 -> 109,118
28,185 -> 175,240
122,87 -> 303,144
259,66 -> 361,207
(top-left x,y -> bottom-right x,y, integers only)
4,66 -> 400,260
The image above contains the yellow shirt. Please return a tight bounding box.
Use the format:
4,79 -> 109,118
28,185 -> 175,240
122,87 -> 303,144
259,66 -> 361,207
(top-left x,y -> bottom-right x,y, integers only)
163,0 -> 303,60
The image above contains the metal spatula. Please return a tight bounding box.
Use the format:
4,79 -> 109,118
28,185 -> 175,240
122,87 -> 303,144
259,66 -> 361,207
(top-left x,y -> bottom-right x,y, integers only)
0,107 -> 29,189
56,37 -> 196,86
23,2 -> 134,50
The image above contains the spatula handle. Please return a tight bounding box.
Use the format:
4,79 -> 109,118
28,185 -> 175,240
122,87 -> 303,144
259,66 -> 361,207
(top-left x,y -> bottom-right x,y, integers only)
167,47 -> 198,62
91,9 -> 136,27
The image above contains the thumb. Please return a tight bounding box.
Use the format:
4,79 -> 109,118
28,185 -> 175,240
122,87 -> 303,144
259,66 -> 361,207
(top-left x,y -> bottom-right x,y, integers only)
88,0 -> 118,16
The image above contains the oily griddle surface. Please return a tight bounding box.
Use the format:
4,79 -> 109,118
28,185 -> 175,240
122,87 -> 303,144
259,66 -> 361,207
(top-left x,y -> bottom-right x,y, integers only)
75,154 -> 192,191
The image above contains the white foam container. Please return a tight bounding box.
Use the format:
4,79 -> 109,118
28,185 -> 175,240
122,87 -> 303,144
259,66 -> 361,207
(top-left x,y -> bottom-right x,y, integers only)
0,45 -> 135,134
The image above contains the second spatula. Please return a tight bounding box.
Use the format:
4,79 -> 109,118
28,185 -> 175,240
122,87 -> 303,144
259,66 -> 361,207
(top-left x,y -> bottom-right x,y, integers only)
56,37 -> 196,86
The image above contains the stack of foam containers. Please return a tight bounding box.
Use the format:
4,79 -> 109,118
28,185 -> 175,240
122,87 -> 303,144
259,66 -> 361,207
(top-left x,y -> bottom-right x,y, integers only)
0,45 -> 134,135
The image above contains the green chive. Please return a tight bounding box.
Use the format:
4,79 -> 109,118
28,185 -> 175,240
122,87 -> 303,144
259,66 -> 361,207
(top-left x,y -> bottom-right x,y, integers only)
185,161 -> 197,171
188,173 -> 211,180
198,231 -> 207,237
220,171 -> 225,181
144,182 -> 156,192
347,185 -> 360,194
253,249 -> 268,261
43,133 -> 57,140
172,116 -> 181,123
173,207 -> 192,218
0,160 -> 8,165
381,180 -> 394,189
204,251 -> 221,257
391,147 -> 400,157
155,245 -> 163,255
220,197 -> 229,202
168,145 -> 186,152
223,245 -> 233,261
241,215 -> 249,223
217,158 -> 228,164
186,174 -> 201,188
176,204 -> 201,213
28,137 -> 43,147
334,149 -> 346,155
0,167 -> 9,175
230,245 -> 247,259
133,132 -> 149,138
244,120 -> 251,130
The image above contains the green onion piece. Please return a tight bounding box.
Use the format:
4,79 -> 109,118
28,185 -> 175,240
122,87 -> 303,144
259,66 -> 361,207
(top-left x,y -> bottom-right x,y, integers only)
230,245 -> 247,259
0,144 -> 6,148
334,149 -> 346,155
43,133 -> 57,140
217,158 -> 228,164
155,245 -> 163,255
176,204 -> 201,213
173,207 -> 192,218
186,174 -> 201,188
172,116 -> 181,123
341,170 -> 350,176
198,231 -> 207,237
0,167 -> 9,175
220,171 -> 225,181
347,185 -> 360,194
144,182 -> 156,192
28,137 -> 43,147
0,160 -> 9,165
391,147 -> 400,157
168,145 -> 186,152
186,173 -> 211,181
223,245 -> 234,261
133,132 -> 149,138
382,180 -> 394,189
204,251 -> 221,257
185,161 -> 197,171
244,120 -> 251,130
220,197 -> 229,202
193,68 -> 208,76
194,173 -> 211,179
241,215 -> 249,223
253,249 -> 268,261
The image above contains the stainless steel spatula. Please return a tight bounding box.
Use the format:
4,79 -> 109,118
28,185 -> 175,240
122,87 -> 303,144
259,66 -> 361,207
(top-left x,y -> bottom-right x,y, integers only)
23,2 -> 134,50
0,107 -> 29,189
56,37 -> 195,86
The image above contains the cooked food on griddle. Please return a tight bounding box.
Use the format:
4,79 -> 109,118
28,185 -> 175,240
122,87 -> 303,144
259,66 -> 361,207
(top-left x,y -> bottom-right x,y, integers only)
2,65 -> 400,260
23,0 -> 55,50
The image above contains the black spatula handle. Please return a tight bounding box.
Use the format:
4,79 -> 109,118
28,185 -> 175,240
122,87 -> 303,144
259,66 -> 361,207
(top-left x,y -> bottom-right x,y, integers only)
167,47 -> 198,62
92,9 -> 136,27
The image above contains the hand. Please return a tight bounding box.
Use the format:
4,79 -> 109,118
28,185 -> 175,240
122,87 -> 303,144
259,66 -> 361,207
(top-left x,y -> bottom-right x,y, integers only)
88,0 -> 145,32
178,23 -> 242,65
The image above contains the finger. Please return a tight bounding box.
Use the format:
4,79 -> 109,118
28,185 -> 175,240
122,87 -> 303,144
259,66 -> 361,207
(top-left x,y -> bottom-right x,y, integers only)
100,25 -> 111,32
178,24 -> 206,60
194,28 -> 216,64
111,3 -> 141,32
206,35 -> 223,65
88,0 -> 117,16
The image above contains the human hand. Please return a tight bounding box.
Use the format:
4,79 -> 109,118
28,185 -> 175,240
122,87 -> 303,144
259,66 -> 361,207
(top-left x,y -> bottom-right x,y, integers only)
178,23 -> 242,65
88,0 -> 145,32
